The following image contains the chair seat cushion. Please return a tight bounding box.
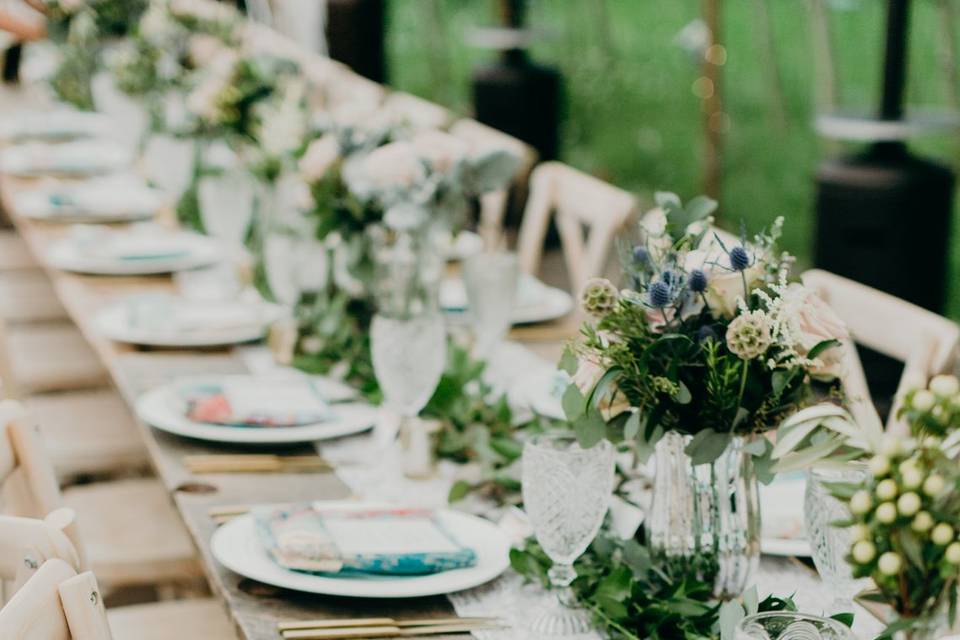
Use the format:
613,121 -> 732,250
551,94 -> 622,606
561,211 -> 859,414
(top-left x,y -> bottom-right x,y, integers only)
63,478 -> 202,588
25,389 -> 148,478
107,598 -> 236,640
7,323 -> 108,393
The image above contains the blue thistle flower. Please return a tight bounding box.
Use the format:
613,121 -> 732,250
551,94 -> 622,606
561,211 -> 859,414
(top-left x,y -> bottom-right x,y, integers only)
697,325 -> 718,343
729,246 -> 750,271
689,268 -> 708,293
647,281 -> 672,309
660,269 -> 679,288
632,245 -> 649,265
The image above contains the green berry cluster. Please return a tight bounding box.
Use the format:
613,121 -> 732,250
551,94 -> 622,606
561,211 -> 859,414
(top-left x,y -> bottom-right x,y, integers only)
900,374 -> 960,438
837,436 -> 960,621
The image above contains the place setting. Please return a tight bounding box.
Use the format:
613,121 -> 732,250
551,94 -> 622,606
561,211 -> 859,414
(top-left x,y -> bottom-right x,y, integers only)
0,109 -> 110,143
0,139 -> 132,178
12,174 -> 163,223
46,223 -> 222,275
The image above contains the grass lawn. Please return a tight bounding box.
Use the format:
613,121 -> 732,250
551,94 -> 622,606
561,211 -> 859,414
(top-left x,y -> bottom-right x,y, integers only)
385,0 -> 960,315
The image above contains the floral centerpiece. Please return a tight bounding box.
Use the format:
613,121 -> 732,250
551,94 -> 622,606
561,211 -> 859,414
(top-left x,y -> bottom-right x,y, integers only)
565,192 -> 849,598
281,127 -> 518,388
41,0 -> 149,109
827,375 -> 960,639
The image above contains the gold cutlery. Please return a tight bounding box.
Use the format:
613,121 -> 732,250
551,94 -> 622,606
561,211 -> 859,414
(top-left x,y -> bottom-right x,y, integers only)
184,454 -> 332,475
277,617 -> 505,639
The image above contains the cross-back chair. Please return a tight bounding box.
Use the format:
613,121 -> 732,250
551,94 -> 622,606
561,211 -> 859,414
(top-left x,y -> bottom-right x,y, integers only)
0,401 -> 201,594
801,269 -> 960,434
448,118 -> 538,249
0,316 -> 146,480
516,161 -> 638,295
0,559 -> 113,640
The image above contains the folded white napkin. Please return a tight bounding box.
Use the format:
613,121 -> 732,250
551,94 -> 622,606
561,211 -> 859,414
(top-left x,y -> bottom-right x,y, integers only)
17,175 -> 161,218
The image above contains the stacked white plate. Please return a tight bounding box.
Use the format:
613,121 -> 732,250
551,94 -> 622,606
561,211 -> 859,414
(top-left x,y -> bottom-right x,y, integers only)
95,296 -> 281,347
211,501 -> 511,598
0,110 -> 109,142
136,374 -> 377,445
14,175 -> 162,223
1,140 -> 131,178
440,273 -> 574,325
47,226 -> 221,275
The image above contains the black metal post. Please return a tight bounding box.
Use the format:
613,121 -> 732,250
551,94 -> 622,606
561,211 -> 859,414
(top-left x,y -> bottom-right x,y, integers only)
325,0 -> 386,83
880,0 -> 909,121
2,44 -> 21,84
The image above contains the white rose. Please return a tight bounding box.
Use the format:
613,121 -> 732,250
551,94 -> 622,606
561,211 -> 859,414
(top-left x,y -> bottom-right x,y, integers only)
299,135 -> 340,183
188,35 -> 227,67
784,284 -> 849,380
640,207 -> 668,237
411,130 -> 469,173
352,141 -> 425,193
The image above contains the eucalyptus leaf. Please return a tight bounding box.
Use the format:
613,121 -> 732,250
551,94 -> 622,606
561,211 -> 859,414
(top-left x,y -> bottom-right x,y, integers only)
562,384 -> 586,422
675,381 -> 692,405
684,195 -> 718,221
574,408 -> 607,448
719,601 -> 746,640
559,346 -> 579,375
742,585 -> 759,615
685,429 -> 732,465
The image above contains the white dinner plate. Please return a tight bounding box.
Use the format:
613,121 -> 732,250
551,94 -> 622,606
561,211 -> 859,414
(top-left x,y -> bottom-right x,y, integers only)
211,505 -> 511,598
1,140 -> 131,177
46,232 -> 221,275
760,474 -> 811,557
136,375 -> 376,444
510,366 -> 567,420
15,176 -> 162,223
95,299 -> 280,347
441,275 -> 574,325
0,110 -> 109,142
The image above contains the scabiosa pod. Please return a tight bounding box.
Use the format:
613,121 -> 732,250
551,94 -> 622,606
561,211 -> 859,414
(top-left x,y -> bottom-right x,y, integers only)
725,310 -> 772,360
580,278 -> 620,318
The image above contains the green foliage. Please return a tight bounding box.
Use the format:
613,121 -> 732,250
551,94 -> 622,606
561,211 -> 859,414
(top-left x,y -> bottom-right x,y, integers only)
510,532 -> 812,640
423,341 -> 556,503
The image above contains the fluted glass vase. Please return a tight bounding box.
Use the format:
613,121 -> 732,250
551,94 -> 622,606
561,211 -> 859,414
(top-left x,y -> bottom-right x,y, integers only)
647,431 -> 761,600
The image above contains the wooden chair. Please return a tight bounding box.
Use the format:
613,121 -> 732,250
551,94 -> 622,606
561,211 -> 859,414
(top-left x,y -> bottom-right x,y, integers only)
0,559 -> 235,640
0,559 -> 113,639
801,269 -> 960,434
0,318 -> 147,480
0,270 -> 67,323
0,230 -> 37,271
448,118 -> 538,248
0,401 -> 202,594
0,520 -> 236,640
1,319 -> 108,394
516,161 -> 638,295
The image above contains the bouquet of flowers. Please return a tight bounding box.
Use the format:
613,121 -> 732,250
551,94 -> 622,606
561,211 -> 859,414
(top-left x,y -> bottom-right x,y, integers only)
566,193 -> 848,467
184,50 -> 302,148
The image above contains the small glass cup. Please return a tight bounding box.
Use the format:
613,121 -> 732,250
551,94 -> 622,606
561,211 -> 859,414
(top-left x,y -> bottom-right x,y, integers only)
142,134 -> 195,203
369,228 -> 447,444
804,464 -> 870,613
522,433 -> 615,636
462,251 -> 519,358
735,612 -> 855,640
198,170 -> 256,252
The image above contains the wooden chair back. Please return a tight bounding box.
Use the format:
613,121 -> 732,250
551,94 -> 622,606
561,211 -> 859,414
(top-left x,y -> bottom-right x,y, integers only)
0,319 -> 19,400
801,269 -> 960,433
381,91 -> 452,132
0,509 -> 84,593
0,559 -> 111,640
448,118 -> 538,248
0,401 -> 62,520
516,162 -> 637,294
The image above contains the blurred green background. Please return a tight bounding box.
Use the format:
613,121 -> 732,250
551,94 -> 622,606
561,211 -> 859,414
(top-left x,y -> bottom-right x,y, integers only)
385,0 -> 960,314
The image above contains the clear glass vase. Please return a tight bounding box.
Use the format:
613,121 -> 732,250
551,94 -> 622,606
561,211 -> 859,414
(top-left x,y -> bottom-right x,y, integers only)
647,431 -> 761,600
